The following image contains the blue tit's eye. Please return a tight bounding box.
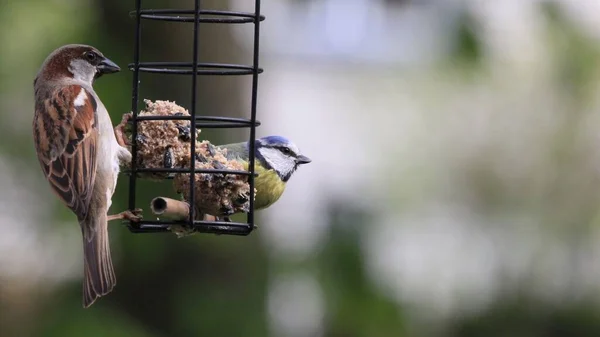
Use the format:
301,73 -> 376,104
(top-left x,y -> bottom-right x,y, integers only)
280,147 -> 292,156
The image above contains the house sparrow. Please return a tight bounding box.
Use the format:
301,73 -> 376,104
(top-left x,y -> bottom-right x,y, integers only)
33,44 -> 141,307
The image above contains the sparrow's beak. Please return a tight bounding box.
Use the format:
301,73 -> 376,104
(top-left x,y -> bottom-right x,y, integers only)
97,57 -> 121,74
296,154 -> 312,165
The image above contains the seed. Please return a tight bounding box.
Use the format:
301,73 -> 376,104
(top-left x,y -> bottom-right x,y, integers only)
177,125 -> 191,141
163,146 -> 174,168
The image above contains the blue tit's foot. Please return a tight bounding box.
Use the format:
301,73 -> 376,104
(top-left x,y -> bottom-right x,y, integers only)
235,193 -> 249,206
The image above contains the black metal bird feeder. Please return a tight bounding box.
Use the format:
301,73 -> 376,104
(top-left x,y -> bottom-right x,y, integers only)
126,0 -> 264,236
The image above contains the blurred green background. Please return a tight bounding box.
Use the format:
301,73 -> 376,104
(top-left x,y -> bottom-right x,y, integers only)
4,0 -> 600,336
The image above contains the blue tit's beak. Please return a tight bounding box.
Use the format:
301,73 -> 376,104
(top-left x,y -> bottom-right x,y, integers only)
296,154 -> 311,165
97,57 -> 121,74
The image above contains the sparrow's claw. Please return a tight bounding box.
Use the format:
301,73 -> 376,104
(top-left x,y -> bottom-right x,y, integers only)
125,208 -> 143,222
108,208 -> 143,223
114,113 -> 133,147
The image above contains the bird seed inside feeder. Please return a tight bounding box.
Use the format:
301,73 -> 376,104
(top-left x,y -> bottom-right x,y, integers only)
123,99 -> 253,217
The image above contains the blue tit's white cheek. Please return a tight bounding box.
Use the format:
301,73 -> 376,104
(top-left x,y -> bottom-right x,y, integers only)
258,147 -> 296,179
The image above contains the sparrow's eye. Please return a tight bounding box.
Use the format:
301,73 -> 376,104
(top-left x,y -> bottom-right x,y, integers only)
84,51 -> 97,62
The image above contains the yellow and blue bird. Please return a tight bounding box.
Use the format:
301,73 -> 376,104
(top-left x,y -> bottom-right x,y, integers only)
218,135 -> 311,212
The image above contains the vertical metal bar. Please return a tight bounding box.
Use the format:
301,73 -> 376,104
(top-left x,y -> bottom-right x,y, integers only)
189,0 -> 201,225
247,0 -> 262,232
128,0 -> 142,214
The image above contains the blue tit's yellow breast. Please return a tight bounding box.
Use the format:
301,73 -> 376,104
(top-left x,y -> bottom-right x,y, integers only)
242,161 -> 286,210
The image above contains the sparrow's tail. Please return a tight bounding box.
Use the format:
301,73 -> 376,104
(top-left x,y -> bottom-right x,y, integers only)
81,212 -> 116,308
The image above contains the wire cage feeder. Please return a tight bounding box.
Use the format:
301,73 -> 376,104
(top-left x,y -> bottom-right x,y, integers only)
126,0 -> 264,236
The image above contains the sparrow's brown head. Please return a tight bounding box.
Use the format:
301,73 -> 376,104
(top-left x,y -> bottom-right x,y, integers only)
36,44 -> 120,85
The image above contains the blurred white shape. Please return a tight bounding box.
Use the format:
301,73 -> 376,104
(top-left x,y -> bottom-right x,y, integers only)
268,272 -> 325,337
469,0 -> 549,71
260,177 -> 327,260
365,204 -> 499,318
557,0 -> 600,41
364,202 -> 600,319
231,0 -> 459,64
323,0 -> 369,54
257,64 -> 391,259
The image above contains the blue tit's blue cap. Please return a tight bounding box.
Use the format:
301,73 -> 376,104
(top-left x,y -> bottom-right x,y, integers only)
258,135 -> 291,146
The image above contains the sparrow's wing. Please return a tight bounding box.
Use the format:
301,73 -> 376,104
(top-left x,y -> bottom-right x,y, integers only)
33,84 -> 98,222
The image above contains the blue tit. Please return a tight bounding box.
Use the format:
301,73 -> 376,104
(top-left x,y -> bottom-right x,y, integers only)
218,135 -> 311,211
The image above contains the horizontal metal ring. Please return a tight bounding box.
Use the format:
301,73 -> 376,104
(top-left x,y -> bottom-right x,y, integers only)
126,226 -> 170,233
130,9 -> 265,24
135,167 -> 255,175
194,122 -> 259,129
130,220 -> 253,235
132,115 -> 261,128
128,62 -> 263,76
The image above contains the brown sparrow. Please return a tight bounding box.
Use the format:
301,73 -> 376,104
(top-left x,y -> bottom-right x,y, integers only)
33,44 -> 141,307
